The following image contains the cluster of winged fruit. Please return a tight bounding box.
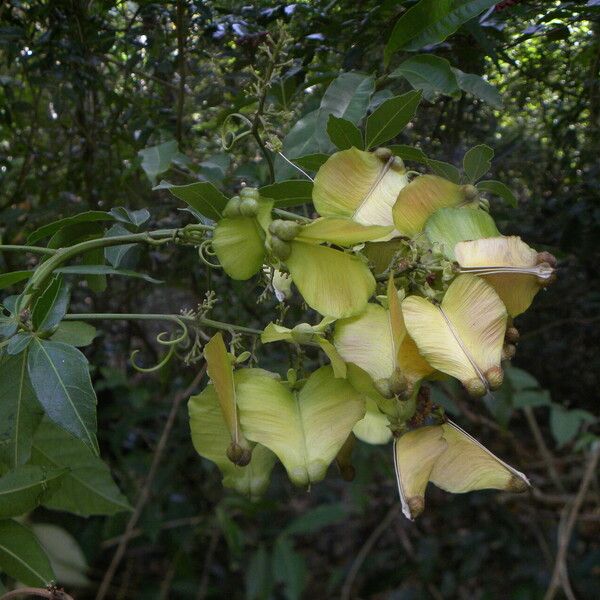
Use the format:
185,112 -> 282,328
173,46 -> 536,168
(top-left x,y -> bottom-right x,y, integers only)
188,147 -> 556,519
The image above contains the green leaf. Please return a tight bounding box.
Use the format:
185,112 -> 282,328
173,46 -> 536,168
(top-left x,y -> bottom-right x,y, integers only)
30,419 -> 131,516
0,352 -> 43,468
385,0 -> 498,61
154,180 -> 229,221
426,159 -> 461,183
32,276 -> 70,333
512,390 -> 552,408
326,115 -> 363,150
0,271 -> 33,290
453,69 -> 502,108
55,265 -> 162,284
505,367 -> 539,391
104,223 -> 138,269
109,207 -> 151,228
391,54 -> 460,101
0,519 -> 54,586
47,221 -> 104,250
246,545 -> 273,600
0,465 -> 66,518
6,333 -> 33,355
389,144 -> 429,164
282,73 -> 374,159
260,180 -> 313,208
31,524 -> 90,588
463,144 -> 494,183
138,140 -> 181,184
385,0 -> 452,62
27,339 -> 98,454
291,154 -> 329,172
477,179 -> 518,208
365,91 -> 422,149
273,536 -> 306,600
27,211 -> 113,244
283,504 -> 346,536
550,406 -> 596,447
50,322 -> 97,347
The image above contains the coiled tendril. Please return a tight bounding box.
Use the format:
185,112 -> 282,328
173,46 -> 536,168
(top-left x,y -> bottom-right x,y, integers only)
130,316 -> 190,373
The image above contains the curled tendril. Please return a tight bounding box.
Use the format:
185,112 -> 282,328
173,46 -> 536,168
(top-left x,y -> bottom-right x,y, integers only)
129,316 -> 190,373
221,113 -> 254,150
198,240 -> 222,269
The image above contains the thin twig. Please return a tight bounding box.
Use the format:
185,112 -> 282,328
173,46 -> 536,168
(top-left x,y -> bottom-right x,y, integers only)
523,407 -> 565,493
196,528 -> 221,600
341,504 -> 401,600
175,0 -> 187,144
95,366 -> 207,600
0,590 -> 74,600
544,442 -> 600,600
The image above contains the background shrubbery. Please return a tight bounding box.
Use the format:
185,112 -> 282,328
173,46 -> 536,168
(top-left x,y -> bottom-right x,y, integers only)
0,1 -> 599,598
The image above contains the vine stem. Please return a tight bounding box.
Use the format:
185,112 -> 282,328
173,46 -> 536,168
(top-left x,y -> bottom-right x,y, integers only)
17,225 -> 211,312
0,245 -> 57,256
272,208 -> 311,223
95,366 -> 207,600
63,312 -> 263,336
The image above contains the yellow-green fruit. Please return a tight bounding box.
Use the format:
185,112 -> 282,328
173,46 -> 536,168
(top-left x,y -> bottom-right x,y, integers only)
270,236 -> 292,261
223,196 -> 242,218
239,197 -> 259,217
374,147 -> 393,161
291,323 -> 314,344
465,377 -> 487,398
485,366 -> 504,390
240,186 -> 260,202
269,219 -> 301,241
461,184 -> 480,203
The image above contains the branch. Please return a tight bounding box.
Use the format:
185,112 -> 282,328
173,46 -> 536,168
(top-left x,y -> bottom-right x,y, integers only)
63,312 -> 263,336
544,442 -> 600,600
95,366 -> 207,600
0,589 -> 74,600
341,504 -> 401,600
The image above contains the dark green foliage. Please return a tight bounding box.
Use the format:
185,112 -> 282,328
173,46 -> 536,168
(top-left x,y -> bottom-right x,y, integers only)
0,1 -> 599,599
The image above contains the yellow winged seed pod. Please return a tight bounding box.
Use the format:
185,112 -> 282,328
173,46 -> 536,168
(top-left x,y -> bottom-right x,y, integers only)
212,200 -> 273,280
295,217 -> 393,246
236,366 -> 365,486
402,274 -> 507,396
430,421 -> 530,494
333,279 -> 433,393
392,175 -> 478,237
394,421 -> 529,519
285,241 -> 376,319
394,426 -> 447,519
455,236 -> 556,316
312,147 -> 408,238
188,384 -> 276,499
270,214 -> 385,319
353,396 -> 393,445
212,216 -> 266,280
424,207 -> 500,260
203,333 -> 251,464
